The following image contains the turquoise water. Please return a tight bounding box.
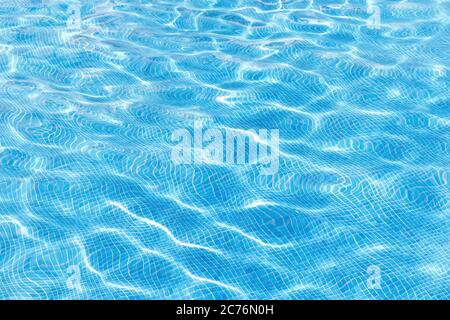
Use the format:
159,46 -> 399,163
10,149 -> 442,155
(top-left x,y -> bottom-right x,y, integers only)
0,0 -> 448,299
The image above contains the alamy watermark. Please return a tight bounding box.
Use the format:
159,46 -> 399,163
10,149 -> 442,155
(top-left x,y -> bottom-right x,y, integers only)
66,2 -> 81,32
44,0 -> 97,34
321,0 -> 381,30
366,0 -> 382,30
367,265 -> 382,289
171,122 -> 280,175
67,265 -> 82,292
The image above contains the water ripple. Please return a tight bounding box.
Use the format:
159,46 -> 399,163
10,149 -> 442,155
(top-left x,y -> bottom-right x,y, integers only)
0,0 -> 448,300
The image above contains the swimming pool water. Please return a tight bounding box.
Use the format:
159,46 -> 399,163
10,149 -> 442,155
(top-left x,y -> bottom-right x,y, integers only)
0,0 -> 448,299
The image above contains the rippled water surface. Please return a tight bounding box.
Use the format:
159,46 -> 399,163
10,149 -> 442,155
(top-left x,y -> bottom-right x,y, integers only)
0,0 -> 449,299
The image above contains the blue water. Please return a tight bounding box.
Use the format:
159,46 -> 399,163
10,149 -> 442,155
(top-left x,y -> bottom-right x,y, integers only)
0,0 -> 448,300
